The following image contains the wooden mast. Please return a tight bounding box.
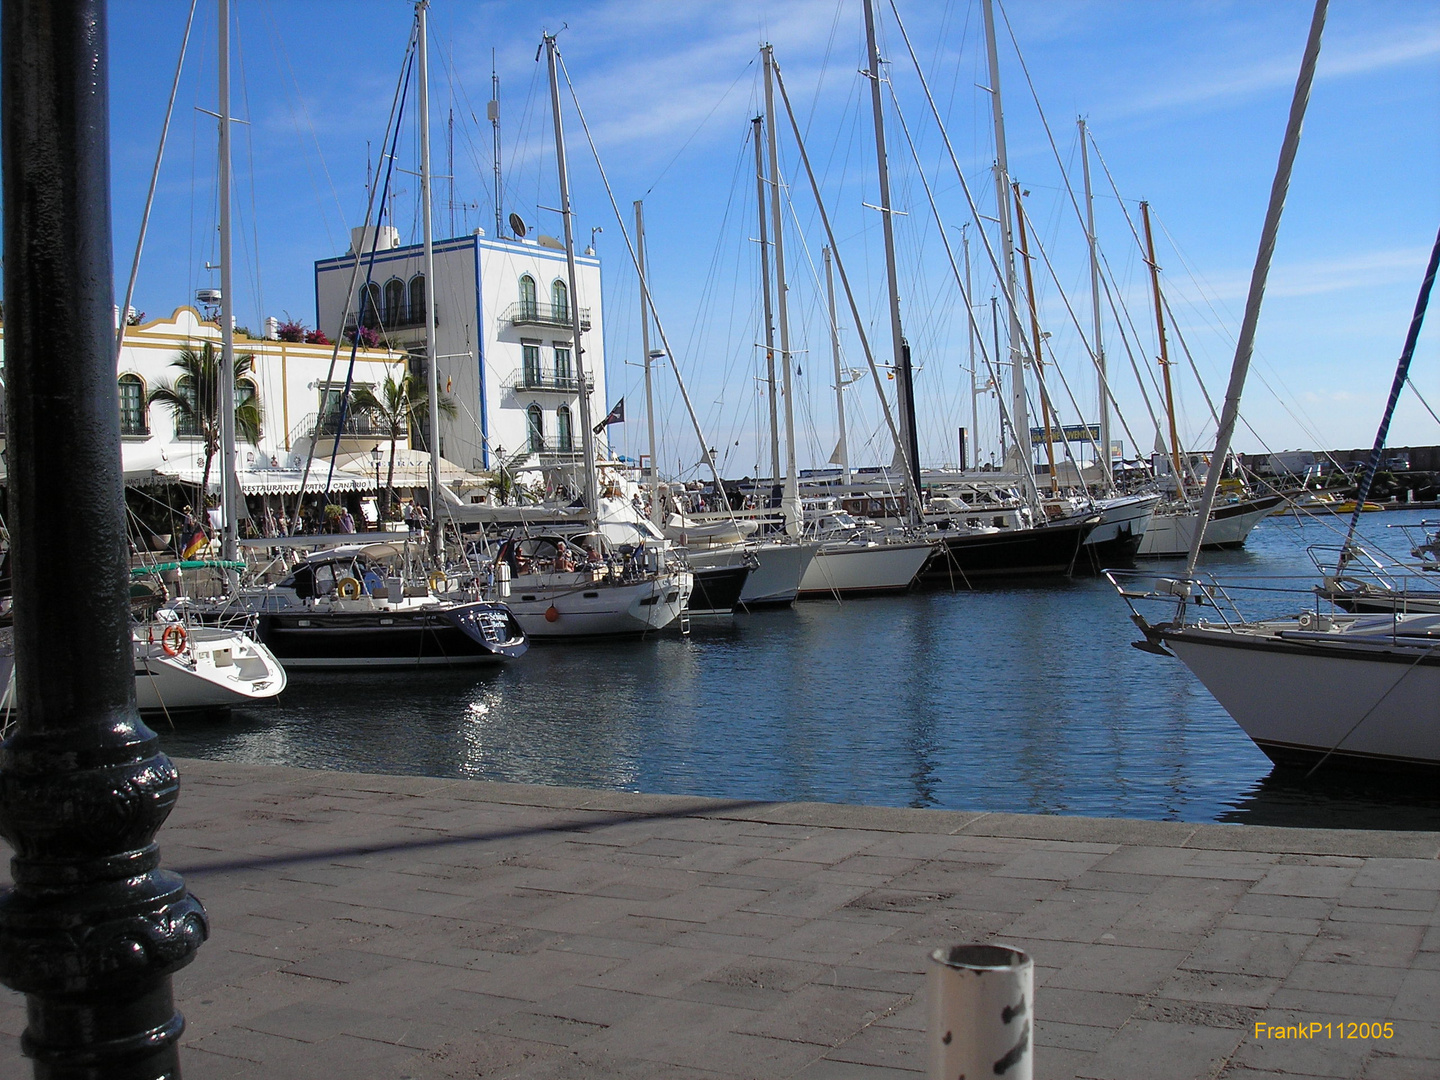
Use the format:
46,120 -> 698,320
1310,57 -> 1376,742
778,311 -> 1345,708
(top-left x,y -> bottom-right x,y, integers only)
1012,183 -> 1058,495
1141,200 -> 1185,496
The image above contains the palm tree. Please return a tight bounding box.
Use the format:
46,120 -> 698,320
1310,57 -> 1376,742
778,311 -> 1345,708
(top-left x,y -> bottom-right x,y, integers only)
148,342 -> 263,505
351,371 -> 456,518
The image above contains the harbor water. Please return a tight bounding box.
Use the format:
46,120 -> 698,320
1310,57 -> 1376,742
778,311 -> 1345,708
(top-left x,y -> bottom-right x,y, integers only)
158,508 -> 1440,829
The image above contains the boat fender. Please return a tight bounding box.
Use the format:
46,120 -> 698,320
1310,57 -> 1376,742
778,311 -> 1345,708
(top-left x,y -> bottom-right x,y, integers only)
495,561 -> 512,598
161,624 -> 188,657
545,604 -> 560,622
337,576 -> 363,600
428,571 -> 449,593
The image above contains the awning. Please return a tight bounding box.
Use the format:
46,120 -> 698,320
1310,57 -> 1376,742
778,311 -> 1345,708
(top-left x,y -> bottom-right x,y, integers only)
133,461 -> 374,495
331,448 -> 470,487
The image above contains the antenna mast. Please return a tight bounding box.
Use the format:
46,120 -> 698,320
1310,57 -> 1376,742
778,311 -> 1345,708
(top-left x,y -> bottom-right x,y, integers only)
489,51 -> 502,238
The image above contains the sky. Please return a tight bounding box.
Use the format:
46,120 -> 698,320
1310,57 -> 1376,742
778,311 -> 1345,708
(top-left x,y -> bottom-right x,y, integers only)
24,0 -> 1440,477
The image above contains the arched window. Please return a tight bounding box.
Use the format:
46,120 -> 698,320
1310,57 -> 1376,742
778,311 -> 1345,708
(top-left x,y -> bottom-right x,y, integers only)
118,374 -> 148,436
551,278 -> 569,322
556,405 -> 572,452
235,378 -> 260,443
360,282 -> 383,329
173,374 -> 202,437
518,274 -> 537,319
526,404 -> 544,452
383,278 -> 406,326
408,274 -> 426,324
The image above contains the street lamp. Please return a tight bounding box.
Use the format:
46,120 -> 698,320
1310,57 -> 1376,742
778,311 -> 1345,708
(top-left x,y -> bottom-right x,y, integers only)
371,444 -> 383,528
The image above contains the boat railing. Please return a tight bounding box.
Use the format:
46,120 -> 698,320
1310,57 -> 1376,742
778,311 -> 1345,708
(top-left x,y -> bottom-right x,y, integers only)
1105,568 -> 1332,634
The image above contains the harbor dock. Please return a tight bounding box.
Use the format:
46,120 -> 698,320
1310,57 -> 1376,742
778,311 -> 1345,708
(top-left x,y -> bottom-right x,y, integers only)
3,759 -> 1436,1079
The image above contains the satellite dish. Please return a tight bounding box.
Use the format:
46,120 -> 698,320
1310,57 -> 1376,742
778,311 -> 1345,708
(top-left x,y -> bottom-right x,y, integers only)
508,212 -> 527,238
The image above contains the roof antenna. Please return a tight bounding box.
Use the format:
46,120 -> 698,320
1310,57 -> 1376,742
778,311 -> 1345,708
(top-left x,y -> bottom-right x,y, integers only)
489,48 -> 502,237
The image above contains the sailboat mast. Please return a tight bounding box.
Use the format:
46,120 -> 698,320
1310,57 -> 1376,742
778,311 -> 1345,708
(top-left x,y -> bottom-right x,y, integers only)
1013,183 -> 1058,495
862,0 -> 922,517
545,33 -> 600,515
992,296 -> 1007,461
417,1 -> 443,558
965,226 -> 978,471
217,0 -> 238,566
761,45 -> 800,535
752,116 -> 782,498
635,200 -> 662,527
1141,200 -> 1184,496
824,246 -> 850,485
981,0 -> 1031,478
1079,117 -> 1110,486
490,52 -> 502,239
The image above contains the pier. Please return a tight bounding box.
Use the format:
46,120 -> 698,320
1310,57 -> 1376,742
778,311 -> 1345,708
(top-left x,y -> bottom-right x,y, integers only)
3,759 -> 1435,1079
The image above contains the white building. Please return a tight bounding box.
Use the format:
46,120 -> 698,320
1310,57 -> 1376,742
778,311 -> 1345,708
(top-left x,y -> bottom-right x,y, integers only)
313,226 -> 608,482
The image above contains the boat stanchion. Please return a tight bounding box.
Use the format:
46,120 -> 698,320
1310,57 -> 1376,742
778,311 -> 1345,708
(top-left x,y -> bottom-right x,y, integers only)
927,944 -> 1033,1080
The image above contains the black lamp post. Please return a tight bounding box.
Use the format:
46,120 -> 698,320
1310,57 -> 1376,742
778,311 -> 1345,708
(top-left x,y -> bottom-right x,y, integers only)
0,3 -> 208,1077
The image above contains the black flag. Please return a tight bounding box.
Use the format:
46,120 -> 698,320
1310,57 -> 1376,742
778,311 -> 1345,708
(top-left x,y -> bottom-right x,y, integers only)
593,398 -> 625,434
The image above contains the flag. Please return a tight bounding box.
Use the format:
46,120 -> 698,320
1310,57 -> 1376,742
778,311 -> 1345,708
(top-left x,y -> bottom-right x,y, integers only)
181,523 -> 208,559
593,398 -> 625,434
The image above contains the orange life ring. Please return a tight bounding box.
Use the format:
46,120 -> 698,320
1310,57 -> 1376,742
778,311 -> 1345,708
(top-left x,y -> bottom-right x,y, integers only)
161,624 -> 188,657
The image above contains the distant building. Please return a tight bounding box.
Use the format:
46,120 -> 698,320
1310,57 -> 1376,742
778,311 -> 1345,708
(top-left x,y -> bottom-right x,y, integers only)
313,225 -> 607,479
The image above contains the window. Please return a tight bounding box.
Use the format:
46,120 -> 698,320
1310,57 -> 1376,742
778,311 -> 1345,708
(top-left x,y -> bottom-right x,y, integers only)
551,279 -> 569,322
518,274 -> 537,319
174,374 -> 202,437
526,404 -> 544,452
360,282 -> 383,328
553,345 -> 571,385
236,378 -> 260,441
556,405 -> 572,452
522,342 -> 542,386
118,374 -> 147,435
408,274 -> 426,323
383,278 -> 406,326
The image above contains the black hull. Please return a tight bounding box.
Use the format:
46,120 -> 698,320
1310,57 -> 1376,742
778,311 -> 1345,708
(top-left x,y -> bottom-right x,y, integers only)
1256,739 -> 1440,777
258,602 -> 526,667
1078,523 -> 1145,574
687,564 -> 751,616
920,517 -> 1099,583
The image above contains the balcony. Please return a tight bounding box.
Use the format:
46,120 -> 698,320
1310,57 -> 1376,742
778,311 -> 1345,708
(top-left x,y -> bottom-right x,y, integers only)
505,368 -> 594,395
501,301 -> 591,333
507,438 -> 585,465
342,310 -> 434,339
289,411 -> 400,447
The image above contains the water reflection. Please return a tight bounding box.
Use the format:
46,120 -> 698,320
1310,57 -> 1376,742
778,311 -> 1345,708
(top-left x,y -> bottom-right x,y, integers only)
156,510 -> 1438,828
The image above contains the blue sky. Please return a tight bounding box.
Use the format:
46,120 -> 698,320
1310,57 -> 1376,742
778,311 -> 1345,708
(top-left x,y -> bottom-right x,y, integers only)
84,1 -> 1440,474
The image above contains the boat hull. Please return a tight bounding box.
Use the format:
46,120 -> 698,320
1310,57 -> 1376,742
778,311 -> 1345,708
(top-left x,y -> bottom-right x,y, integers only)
688,562 -> 752,616
1137,495 -> 1284,557
506,572 -> 691,637
920,517 -> 1099,583
688,541 -> 818,608
1077,494 -> 1160,572
257,602 -> 525,667
797,540 -> 934,598
1162,625 -> 1440,772
130,625 -> 286,710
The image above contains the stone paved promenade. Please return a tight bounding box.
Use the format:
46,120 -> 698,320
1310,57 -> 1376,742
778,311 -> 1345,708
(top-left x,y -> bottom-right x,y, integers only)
3,759 -> 1439,1079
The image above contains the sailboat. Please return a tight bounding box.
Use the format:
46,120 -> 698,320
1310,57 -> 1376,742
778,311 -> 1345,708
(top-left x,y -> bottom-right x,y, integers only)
1115,1 -> 1440,772
172,2 -> 527,666
471,31 -> 691,639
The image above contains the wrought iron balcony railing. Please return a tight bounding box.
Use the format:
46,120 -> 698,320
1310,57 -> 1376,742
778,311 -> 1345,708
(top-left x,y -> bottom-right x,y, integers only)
504,368 -> 594,395
501,301 -> 591,332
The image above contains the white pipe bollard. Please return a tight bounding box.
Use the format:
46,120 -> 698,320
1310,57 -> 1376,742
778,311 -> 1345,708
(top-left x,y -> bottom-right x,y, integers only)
928,944 -> 1033,1080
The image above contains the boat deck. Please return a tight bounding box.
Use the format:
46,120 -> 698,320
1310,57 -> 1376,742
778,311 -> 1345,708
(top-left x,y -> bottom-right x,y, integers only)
3,760 -> 1436,1079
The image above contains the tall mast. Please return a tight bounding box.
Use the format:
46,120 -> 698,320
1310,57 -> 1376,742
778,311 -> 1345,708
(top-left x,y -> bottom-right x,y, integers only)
824,245 -> 850,485
982,0 -> 1030,477
489,51 -> 502,238
1141,200 -> 1184,497
418,2 -> 442,558
991,296 -> 1007,462
635,200 -> 662,527
1079,117 -> 1110,486
761,45 -> 800,535
752,116 -> 782,498
545,32 -> 599,515
217,0 -> 238,568
1013,183 -> 1058,495
862,0 -> 922,520
964,226 -> 978,471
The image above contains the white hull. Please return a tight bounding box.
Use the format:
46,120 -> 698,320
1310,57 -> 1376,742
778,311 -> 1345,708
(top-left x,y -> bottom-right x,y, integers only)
1163,622 -> 1440,769
797,540 -> 934,597
132,624 -> 286,711
1082,494 -> 1160,549
688,541 -> 819,607
1137,496 -> 1282,557
506,571 -> 692,638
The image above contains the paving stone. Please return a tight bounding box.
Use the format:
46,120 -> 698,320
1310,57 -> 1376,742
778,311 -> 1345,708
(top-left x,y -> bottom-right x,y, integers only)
1076,1017 -> 1245,1079
1182,928 -> 1312,980
732,984 -> 907,1046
